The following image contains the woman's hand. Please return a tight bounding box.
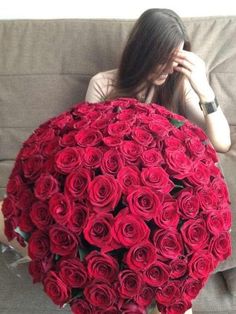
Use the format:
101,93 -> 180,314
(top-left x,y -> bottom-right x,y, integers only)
173,50 -> 215,102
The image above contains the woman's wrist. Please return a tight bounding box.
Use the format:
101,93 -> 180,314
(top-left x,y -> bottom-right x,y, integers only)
199,89 -> 215,103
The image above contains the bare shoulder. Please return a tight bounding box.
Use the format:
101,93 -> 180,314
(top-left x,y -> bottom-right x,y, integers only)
91,68 -> 118,82
85,69 -> 118,103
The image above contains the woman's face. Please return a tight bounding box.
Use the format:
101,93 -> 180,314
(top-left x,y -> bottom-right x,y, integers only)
148,41 -> 185,85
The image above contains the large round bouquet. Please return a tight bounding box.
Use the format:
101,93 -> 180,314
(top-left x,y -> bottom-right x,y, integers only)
1,97 -> 232,314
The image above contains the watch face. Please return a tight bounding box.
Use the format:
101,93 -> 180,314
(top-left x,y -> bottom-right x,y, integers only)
199,99 -> 218,114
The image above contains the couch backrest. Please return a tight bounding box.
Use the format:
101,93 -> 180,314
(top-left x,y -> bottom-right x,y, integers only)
0,17 -> 236,204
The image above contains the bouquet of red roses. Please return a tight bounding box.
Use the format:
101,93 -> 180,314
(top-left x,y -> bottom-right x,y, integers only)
1,97 -> 232,314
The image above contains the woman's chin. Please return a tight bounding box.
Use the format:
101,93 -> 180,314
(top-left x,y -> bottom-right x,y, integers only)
153,77 -> 168,85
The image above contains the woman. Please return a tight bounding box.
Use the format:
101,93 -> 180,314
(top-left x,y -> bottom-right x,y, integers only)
84,9 -> 231,313
85,8 -> 231,154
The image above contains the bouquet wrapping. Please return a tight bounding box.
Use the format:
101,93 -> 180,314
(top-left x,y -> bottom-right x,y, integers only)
1,98 -> 232,314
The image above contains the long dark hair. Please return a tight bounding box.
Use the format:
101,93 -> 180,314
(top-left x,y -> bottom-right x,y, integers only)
106,8 -> 191,115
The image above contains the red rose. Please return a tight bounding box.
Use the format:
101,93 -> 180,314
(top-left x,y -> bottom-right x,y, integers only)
22,154 -> 44,180
33,126 -> 55,142
83,213 -> 114,251
149,116 -> 173,137
59,131 -> 77,147
141,148 -> 164,167
28,230 -> 50,259
83,146 -> 103,168
154,195 -> 179,228
14,186 -> 34,212
153,229 -> 184,259
205,210 -> 225,235
183,277 -> 203,300
6,174 -> 24,196
65,167 -> 92,198
117,166 -> 141,194
40,137 -> 61,158
165,148 -> 193,179
132,127 -> 155,147
181,123 -> 207,142
156,281 -> 181,306
3,218 -> 17,241
67,201 -> 89,235
108,120 -> 131,137
118,269 -> 142,298
205,143 -> 218,162
177,188 -> 200,219
143,261 -> 170,287
221,208 -> 232,231
49,193 -> 72,225
88,174 -> 121,213
212,177 -> 231,204
34,173 -> 59,201
49,225 -> 78,257
84,279 -> 116,309
18,209 -> 35,232
112,208 -> 150,248
2,197 -> 17,219
75,127 -> 103,147
209,232 -> 232,261
181,218 -> 209,251
125,241 -> 157,271
127,186 -> 162,221
184,136 -> 205,158
101,148 -> 124,176
141,166 -> 174,194
43,270 -> 71,306
135,285 -> 155,307
117,108 -> 136,122
59,258 -> 88,288
186,160 -> 210,186
165,298 -> 192,314
30,201 -> 54,231
103,136 -> 122,147
119,140 -> 144,165
91,115 -> 114,131
50,112 -> 73,129
164,135 -> 185,152
85,250 -> 119,282
70,298 -> 93,314
188,250 -> 215,279
196,187 -> 218,212
169,256 -> 188,279
21,142 -> 40,158
55,147 -> 83,174
28,255 -> 53,283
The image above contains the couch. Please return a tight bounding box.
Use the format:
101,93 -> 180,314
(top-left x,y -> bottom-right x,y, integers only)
0,16 -> 236,314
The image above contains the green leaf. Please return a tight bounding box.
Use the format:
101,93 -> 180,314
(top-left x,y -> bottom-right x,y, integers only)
79,248 -> 87,261
71,288 -> 83,299
170,118 -> 185,128
54,254 -> 61,262
175,184 -> 184,189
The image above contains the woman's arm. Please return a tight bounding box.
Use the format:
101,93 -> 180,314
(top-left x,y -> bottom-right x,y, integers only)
184,79 -> 231,153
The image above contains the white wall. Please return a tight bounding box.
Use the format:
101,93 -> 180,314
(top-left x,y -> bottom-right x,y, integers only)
0,0 -> 235,19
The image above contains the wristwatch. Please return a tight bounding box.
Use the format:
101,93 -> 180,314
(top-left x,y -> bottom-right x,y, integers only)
199,98 -> 219,115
